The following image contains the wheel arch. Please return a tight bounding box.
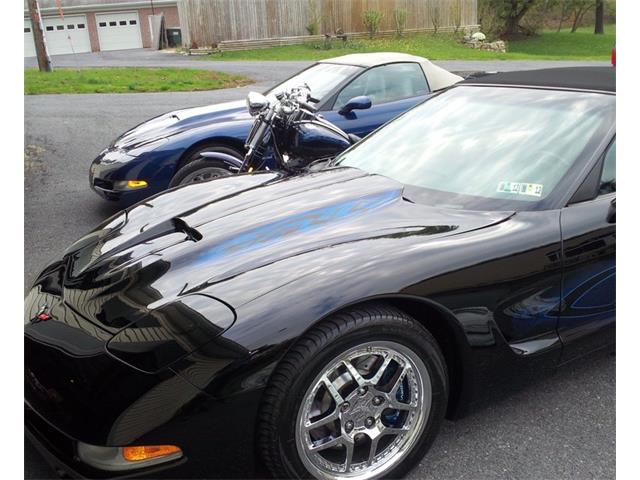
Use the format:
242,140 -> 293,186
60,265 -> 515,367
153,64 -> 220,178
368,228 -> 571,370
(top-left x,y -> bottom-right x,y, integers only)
290,294 -> 473,420
175,136 -> 246,174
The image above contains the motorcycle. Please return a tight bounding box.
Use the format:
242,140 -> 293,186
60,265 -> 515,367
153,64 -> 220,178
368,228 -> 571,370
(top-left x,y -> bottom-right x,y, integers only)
199,86 -> 371,175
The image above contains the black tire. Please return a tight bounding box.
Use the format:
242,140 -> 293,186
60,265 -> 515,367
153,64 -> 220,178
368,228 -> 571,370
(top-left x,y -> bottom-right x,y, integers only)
169,145 -> 241,187
258,303 -> 448,480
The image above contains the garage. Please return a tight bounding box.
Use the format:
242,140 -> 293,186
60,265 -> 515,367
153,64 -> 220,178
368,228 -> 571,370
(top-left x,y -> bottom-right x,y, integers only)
24,20 -> 36,57
24,15 -> 91,57
96,12 -> 143,51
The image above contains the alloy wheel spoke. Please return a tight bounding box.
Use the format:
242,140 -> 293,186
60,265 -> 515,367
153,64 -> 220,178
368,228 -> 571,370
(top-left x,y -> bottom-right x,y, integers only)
367,436 -> 380,466
382,426 -> 410,436
321,375 -> 344,405
305,410 -> 339,431
343,360 -> 366,386
390,364 -> 408,396
309,436 -> 341,452
389,399 -> 418,411
369,355 -> 393,386
344,440 -> 355,472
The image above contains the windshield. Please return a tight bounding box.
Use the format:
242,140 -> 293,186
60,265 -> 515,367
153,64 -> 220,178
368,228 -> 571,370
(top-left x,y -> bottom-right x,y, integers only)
267,63 -> 362,102
336,85 -> 615,210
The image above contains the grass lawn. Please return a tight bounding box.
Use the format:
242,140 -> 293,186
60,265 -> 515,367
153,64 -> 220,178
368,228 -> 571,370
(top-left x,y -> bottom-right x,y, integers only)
203,24 -> 615,62
24,67 -> 252,94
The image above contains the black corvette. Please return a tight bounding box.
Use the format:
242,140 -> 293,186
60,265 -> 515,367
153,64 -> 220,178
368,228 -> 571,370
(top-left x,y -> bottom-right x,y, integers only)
25,67 -> 615,480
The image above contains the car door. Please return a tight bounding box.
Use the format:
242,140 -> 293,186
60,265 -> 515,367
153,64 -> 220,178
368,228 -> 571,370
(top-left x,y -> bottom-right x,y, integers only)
320,62 -> 430,137
558,138 -> 616,363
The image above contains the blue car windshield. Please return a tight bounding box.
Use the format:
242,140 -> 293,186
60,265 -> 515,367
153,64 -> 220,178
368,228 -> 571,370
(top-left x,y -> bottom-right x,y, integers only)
335,85 -> 615,210
267,63 -> 362,102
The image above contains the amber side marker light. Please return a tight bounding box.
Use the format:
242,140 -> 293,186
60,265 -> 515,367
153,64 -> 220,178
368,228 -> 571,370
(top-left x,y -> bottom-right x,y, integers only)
126,180 -> 148,189
113,180 -> 149,190
123,445 -> 182,462
78,442 -> 183,471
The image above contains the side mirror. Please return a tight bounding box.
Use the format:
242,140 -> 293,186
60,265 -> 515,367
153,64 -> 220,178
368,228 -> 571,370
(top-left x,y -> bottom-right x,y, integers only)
606,197 -> 616,223
246,91 -> 269,116
338,96 -> 372,115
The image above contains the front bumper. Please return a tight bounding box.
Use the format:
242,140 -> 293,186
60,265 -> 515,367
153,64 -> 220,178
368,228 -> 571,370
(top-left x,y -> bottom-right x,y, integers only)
89,149 -> 171,205
25,405 -> 188,479
24,279 -> 265,478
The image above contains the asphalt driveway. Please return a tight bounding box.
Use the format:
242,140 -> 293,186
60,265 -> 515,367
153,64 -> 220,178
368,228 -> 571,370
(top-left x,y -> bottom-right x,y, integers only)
24,48 -> 610,85
24,56 -> 614,479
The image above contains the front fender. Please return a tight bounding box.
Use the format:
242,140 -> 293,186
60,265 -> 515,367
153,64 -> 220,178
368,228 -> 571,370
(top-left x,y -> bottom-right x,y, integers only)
158,121 -> 253,175
200,151 -> 244,169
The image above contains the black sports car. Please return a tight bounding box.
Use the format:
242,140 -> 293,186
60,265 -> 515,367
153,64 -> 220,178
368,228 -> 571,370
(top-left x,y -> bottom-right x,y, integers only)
25,67 -> 615,480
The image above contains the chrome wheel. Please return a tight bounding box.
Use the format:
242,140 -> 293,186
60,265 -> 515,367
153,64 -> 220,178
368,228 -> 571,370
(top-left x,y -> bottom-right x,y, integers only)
295,341 -> 431,480
179,166 -> 231,185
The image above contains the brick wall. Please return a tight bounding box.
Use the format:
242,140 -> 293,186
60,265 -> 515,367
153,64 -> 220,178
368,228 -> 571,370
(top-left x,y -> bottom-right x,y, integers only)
136,6 -> 180,48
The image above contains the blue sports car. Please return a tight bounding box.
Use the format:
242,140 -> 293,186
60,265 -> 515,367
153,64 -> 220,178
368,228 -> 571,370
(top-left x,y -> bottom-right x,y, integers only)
89,53 -> 462,205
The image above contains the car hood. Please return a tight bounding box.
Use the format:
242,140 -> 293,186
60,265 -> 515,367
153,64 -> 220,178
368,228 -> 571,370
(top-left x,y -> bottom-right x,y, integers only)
60,168 -> 513,328
113,100 -> 250,150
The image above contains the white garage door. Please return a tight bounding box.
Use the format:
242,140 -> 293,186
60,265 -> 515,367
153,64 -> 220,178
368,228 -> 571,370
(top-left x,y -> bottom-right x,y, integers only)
96,12 -> 143,51
24,20 -> 36,57
42,15 -> 91,55
24,16 -> 90,57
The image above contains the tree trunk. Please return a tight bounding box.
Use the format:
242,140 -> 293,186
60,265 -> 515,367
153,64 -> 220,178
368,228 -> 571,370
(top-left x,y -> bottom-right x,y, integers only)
502,0 -> 536,37
557,3 -> 569,32
571,10 -> 581,32
595,0 -> 604,34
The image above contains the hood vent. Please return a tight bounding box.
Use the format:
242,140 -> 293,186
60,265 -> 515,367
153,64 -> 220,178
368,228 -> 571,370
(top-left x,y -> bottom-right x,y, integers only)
173,217 -> 202,242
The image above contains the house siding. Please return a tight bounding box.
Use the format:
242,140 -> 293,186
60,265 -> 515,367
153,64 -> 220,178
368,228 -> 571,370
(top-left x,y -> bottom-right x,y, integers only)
25,1 -> 180,53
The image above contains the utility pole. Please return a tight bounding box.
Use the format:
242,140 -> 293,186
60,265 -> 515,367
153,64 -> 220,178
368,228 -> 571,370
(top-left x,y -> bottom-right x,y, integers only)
27,0 -> 52,72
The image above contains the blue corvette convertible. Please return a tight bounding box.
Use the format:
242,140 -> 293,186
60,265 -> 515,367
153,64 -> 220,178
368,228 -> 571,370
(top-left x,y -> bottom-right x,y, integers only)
89,52 -> 462,205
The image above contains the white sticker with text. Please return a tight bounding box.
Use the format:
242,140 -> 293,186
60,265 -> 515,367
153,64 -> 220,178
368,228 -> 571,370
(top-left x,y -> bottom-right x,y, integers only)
497,181 -> 543,197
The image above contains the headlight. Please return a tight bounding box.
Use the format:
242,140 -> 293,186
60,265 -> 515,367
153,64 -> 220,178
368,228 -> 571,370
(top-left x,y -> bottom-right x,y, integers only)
247,91 -> 269,116
106,294 -> 235,373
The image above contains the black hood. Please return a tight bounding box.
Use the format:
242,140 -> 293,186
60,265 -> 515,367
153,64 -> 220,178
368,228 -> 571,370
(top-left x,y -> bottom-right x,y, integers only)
59,168 -> 513,331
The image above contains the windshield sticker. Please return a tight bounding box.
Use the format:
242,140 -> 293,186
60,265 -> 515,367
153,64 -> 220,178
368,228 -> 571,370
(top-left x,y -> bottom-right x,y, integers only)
497,182 -> 543,197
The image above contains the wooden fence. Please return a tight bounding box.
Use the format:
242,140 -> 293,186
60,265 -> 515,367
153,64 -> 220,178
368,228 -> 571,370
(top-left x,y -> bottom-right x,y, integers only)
177,0 -> 478,50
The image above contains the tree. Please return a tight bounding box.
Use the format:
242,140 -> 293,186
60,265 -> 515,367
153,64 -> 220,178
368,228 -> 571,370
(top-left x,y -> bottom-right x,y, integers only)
570,0 -> 593,32
450,0 -> 463,34
430,2 -> 441,34
393,8 -> 408,37
594,0 -> 604,34
557,0 -> 573,32
483,0 -> 539,37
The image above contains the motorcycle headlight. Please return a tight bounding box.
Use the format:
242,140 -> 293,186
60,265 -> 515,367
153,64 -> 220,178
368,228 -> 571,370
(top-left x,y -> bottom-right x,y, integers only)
247,91 -> 269,116
106,294 -> 235,373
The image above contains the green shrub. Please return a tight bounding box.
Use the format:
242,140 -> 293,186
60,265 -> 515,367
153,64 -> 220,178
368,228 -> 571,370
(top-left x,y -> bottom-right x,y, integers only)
393,8 -> 408,37
305,0 -> 321,35
362,10 -> 383,39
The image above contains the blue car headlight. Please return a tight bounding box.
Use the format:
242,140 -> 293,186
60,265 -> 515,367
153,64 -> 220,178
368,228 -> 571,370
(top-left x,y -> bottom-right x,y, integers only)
106,294 -> 236,373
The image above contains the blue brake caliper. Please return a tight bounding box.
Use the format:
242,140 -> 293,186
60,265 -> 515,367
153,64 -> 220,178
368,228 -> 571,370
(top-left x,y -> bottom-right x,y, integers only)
381,372 -> 407,426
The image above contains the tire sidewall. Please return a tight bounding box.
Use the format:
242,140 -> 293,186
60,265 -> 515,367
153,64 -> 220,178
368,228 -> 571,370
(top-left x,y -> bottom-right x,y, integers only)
275,320 -> 448,479
170,145 -> 242,187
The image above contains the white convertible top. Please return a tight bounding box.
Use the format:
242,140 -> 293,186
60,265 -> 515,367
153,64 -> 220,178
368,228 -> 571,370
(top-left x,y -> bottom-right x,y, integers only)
320,52 -> 463,91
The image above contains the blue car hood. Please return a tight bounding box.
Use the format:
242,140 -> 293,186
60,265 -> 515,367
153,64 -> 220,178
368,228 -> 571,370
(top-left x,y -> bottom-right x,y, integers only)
113,100 -> 250,150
